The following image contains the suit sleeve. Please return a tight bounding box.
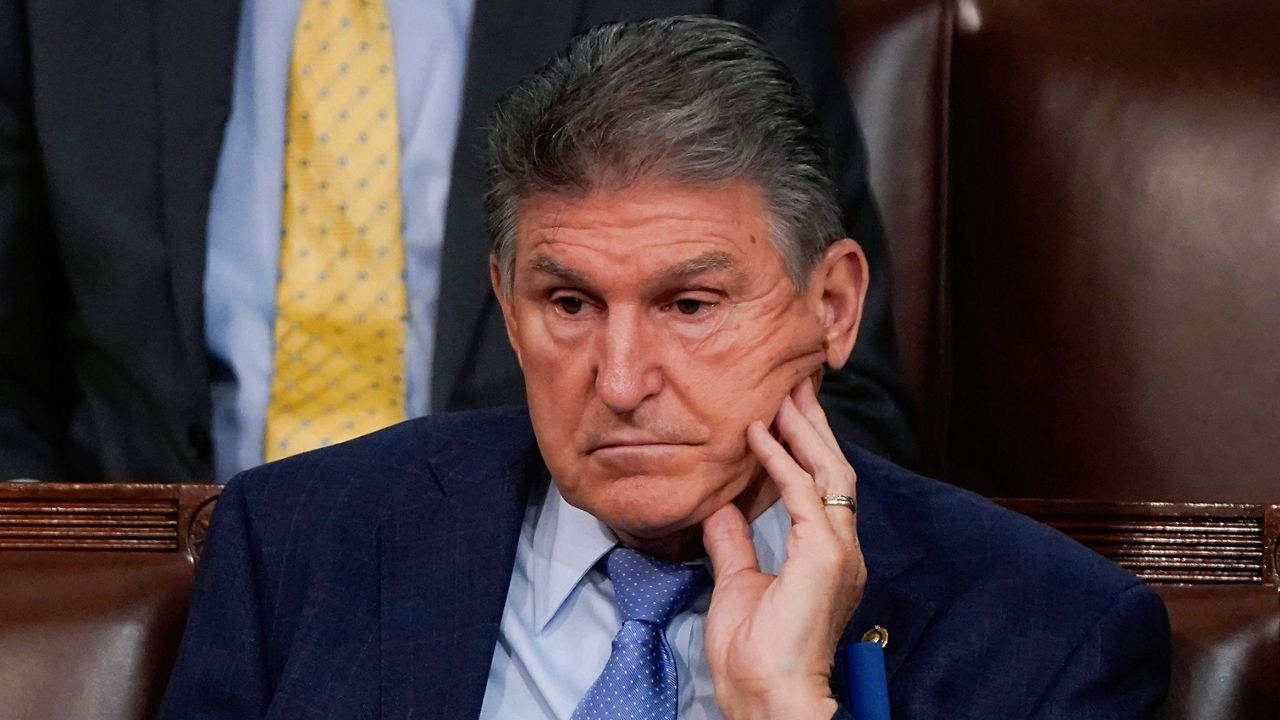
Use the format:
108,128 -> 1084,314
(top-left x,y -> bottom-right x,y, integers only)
157,477 -> 272,720
0,0 -> 76,480
722,0 -> 921,466
1026,582 -> 1172,719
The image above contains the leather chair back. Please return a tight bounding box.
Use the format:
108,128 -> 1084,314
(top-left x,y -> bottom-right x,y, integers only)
842,0 -> 954,469
839,1 -> 1280,717
997,499 -> 1279,719
843,0 -> 1280,502
0,483 -> 221,720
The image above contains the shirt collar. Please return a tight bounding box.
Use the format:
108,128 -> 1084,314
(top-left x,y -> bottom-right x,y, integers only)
530,482 -> 617,631
529,482 -> 793,631
748,498 -> 790,577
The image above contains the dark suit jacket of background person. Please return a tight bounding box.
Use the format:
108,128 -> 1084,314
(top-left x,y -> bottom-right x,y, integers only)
157,407 -> 1171,720
0,0 -> 917,483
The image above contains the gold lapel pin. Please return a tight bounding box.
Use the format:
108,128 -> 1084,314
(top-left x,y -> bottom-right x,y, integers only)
861,625 -> 889,648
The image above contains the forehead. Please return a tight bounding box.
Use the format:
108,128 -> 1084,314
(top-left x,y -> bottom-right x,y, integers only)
513,179 -> 786,277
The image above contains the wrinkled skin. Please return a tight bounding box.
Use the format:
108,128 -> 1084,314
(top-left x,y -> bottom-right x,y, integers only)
493,178 -> 869,718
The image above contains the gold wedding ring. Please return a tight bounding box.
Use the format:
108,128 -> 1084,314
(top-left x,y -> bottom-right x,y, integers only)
821,494 -> 857,512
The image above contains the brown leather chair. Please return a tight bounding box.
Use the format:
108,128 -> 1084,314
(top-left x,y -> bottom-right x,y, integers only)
839,0 -> 1280,717
842,0 -> 1280,501
0,483 -> 220,720
994,498 -> 1279,719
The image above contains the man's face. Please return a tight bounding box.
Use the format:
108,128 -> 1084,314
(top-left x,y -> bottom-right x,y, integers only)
494,179 -> 864,548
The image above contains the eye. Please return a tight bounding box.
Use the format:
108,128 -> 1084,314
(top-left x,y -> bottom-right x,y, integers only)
674,298 -> 707,315
554,296 -> 586,315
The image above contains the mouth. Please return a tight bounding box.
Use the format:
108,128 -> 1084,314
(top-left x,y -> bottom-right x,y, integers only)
590,441 -> 686,453
587,435 -> 698,454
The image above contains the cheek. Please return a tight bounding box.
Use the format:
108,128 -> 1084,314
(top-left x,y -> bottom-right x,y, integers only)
662,307 -> 825,466
515,313 -> 594,448
671,303 -> 826,398
515,308 -> 590,379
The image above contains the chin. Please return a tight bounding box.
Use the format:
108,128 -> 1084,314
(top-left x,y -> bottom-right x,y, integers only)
550,443 -> 755,536
586,464 -> 754,544
561,470 -> 710,538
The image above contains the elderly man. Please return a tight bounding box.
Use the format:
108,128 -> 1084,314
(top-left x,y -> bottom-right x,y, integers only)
158,16 -> 1170,720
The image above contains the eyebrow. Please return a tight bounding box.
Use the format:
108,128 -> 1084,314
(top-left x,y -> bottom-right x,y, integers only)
526,251 -> 737,290
528,255 -> 590,285
659,252 -> 736,282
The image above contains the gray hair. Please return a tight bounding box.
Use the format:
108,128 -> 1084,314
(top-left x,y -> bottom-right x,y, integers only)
485,15 -> 844,296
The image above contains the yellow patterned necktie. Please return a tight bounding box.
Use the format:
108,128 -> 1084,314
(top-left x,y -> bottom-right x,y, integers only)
264,0 -> 407,462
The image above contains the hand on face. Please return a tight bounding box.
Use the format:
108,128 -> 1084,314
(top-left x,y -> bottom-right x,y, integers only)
701,380 -> 867,720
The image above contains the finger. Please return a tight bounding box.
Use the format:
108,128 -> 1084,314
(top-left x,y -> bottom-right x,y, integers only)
751,420 -> 862,619
747,420 -> 828,528
792,380 -> 841,455
820,494 -> 860,552
702,502 -> 760,580
775,396 -> 853,497
775,397 -> 858,546
785,387 -> 859,541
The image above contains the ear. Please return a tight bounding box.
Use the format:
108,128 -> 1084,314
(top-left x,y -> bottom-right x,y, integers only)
490,255 -> 524,368
806,238 -> 869,369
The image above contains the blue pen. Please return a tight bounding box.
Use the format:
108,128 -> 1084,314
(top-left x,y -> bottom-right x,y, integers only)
840,627 -> 891,720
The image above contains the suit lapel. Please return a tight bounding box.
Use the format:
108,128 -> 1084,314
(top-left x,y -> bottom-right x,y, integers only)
844,574 -> 937,683
432,0 -> 585,410
153,0 -> 240,386
379,436 -> 543,720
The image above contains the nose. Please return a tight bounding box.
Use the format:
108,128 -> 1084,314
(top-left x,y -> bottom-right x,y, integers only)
594,306 -> 663,414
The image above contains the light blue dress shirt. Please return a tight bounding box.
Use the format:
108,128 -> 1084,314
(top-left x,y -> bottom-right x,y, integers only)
479,484 -> 792,720
204,0 -> 475,482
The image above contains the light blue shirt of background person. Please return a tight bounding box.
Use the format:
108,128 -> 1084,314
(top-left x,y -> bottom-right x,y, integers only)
479,481 -> 793,720
204,0 -> 476,483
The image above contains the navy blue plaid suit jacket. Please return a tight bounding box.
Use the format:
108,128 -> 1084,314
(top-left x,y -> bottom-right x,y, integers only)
157,408 -> 1170,719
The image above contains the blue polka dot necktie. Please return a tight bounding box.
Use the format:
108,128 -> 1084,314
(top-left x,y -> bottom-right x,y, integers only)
572,548 -> 710,720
